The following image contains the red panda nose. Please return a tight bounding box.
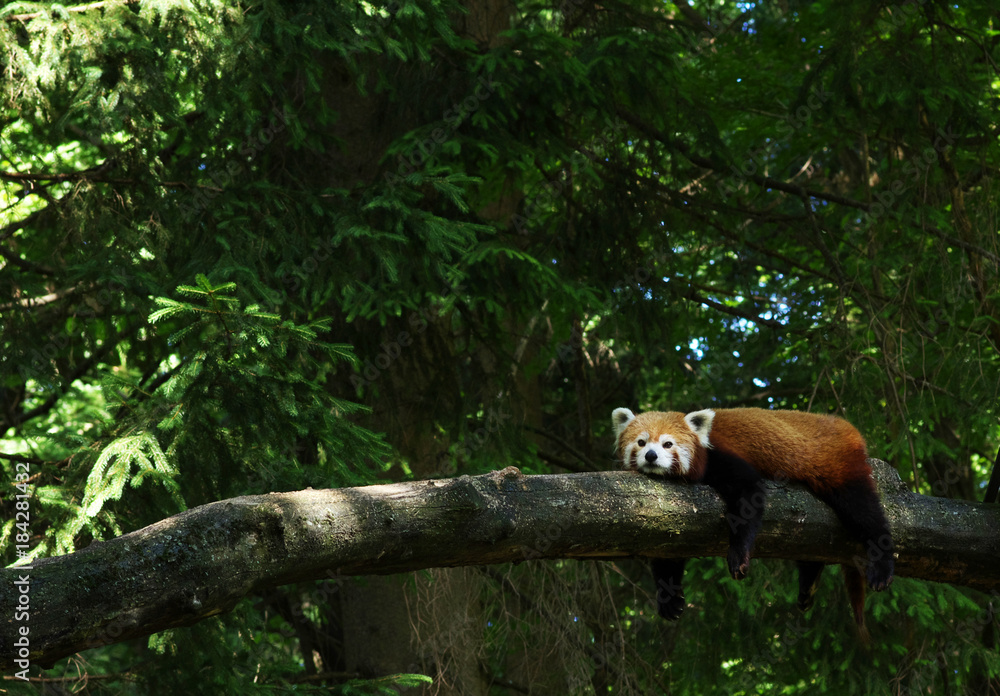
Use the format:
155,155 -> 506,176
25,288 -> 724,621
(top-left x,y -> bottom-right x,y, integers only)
644,450 -> 658,464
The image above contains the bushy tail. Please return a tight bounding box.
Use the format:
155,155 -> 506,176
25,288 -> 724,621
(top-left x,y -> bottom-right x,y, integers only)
842,564 -> 870,644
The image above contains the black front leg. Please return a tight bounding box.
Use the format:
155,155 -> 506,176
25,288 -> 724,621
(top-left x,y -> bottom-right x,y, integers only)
651,558 -> 687,620
702,449 -> 766,580
796,560 -> 825,612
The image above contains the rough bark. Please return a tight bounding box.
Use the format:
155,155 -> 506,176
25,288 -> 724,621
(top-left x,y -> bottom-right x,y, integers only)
3,460 -> 998,671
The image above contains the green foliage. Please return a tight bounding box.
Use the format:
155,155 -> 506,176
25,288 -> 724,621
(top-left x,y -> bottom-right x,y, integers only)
84,433 -> 179,514
141,275 -> 389,497
2,0 -> 1000,692
334,674 -> 435,695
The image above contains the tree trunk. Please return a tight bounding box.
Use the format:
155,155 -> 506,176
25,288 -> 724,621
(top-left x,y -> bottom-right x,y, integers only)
340,574 -> 423,690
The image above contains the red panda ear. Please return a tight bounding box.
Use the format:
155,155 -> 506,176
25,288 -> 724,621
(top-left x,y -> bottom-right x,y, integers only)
684,409 -> 715,447
612,408 -> 636,438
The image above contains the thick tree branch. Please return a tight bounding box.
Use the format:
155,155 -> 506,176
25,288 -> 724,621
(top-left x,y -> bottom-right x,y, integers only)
2,461 -> 998,671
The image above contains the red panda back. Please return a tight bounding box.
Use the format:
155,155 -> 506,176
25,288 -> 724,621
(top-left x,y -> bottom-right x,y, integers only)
708,408 -> 872,492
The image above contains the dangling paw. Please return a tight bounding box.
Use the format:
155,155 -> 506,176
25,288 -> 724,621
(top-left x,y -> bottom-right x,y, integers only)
657,589 -> 686,620
867,555 -> 895,592
728,547 -> 752,580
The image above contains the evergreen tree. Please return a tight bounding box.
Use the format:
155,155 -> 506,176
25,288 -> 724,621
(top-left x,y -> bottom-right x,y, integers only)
2,0 -> 998,692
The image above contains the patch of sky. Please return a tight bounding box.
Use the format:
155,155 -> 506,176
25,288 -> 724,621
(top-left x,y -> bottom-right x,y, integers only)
737,1 -> 758,34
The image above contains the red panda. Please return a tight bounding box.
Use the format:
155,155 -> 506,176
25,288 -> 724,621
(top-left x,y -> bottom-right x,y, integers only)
612,406 -> 894,638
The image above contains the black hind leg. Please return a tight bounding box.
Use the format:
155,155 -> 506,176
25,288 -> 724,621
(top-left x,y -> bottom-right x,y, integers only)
796,560 -> 825,612
651,558 -> 687,620
703,449 -> 766,580
817,481 -> 894,591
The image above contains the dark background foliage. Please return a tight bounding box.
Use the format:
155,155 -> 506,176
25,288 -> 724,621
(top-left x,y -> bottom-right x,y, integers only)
2,0 -> 998,693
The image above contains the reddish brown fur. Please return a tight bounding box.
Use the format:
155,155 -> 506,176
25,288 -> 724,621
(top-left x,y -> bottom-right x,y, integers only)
618,406 -> 886,637
706,408 -> 872,493
617,408 -> 872,491
843,566 -> 871,644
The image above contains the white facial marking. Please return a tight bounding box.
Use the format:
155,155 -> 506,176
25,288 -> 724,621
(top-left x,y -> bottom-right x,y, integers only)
623,429 -> 693,477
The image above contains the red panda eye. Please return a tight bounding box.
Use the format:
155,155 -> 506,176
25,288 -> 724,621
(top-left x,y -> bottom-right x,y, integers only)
637,439 -> 646,447
664,442 -> 673,449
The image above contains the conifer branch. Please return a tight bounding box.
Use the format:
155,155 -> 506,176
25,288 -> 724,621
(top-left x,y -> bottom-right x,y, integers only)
2,0 -> 138,23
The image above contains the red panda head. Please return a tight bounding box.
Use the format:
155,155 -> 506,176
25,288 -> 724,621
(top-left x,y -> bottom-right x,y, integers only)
611,408 -> 713,481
